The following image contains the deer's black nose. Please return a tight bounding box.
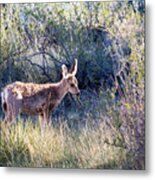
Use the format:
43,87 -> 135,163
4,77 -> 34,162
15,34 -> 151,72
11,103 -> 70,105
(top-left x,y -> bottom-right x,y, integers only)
77,90 -> 80,96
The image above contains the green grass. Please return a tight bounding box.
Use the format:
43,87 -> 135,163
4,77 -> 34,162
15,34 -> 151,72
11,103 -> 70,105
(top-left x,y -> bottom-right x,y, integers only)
0,118 -> 128,169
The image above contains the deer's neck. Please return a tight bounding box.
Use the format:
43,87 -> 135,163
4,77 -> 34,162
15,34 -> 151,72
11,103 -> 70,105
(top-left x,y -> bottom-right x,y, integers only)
56,79 -> 68,101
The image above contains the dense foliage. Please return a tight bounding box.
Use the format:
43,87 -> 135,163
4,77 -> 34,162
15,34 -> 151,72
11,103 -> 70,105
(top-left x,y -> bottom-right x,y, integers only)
0,1 -> 145,169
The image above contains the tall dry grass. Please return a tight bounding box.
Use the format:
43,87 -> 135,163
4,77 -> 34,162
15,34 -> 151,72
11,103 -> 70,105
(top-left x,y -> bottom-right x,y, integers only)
0,117 -> 128,169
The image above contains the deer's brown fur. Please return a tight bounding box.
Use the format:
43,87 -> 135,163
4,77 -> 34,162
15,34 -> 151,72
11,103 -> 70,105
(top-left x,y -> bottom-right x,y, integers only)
1,59 -> 80,126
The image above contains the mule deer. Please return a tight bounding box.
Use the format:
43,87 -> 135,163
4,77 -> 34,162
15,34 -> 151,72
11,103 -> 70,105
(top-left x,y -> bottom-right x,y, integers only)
1,59 -> 80,126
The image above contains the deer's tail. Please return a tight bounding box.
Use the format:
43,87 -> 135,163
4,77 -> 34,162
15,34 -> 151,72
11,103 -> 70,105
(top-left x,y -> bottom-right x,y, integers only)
1,88 -> 9,113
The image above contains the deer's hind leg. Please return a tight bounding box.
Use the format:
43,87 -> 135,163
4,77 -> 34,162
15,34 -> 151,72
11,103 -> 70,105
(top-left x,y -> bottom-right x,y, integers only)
4,99 -> 21,125
2,101 -> 12,125
12,99 -> 22,122
2,103 -> 15,125
1,88 -> 22,125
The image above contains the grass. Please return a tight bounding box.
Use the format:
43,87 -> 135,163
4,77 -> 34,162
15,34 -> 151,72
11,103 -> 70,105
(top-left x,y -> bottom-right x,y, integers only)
0,117 -> 129,169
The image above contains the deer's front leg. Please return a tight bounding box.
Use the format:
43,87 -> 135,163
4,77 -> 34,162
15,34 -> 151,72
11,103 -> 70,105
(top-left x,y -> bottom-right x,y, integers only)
41,110 -> 51,127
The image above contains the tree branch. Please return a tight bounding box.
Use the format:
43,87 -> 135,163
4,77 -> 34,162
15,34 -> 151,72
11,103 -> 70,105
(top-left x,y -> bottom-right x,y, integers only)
24,58 -> 53,82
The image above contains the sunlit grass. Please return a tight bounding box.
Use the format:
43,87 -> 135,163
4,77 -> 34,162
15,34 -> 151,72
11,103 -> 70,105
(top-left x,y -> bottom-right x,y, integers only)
0,118 -> 128,169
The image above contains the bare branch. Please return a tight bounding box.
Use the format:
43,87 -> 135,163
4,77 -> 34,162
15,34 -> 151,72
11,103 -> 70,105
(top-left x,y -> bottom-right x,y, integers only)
24,58 -> 53,82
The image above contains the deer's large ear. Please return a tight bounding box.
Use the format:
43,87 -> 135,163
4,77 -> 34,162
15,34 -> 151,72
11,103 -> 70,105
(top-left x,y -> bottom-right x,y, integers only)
70,59 -> 78,76
62,64 -> 68,78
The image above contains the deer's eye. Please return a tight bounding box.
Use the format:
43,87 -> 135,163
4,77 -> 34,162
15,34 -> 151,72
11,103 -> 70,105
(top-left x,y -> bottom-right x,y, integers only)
70,84 -> 74,87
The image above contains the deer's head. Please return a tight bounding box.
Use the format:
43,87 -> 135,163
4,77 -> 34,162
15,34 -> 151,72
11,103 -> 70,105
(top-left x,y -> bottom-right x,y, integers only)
62,59 -> 80,96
